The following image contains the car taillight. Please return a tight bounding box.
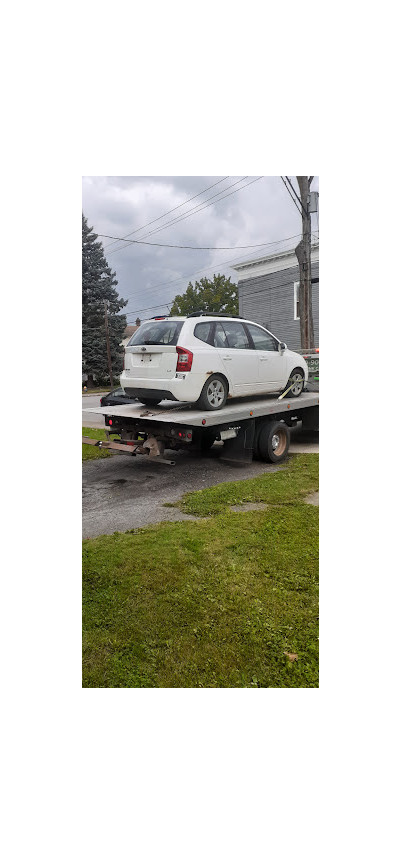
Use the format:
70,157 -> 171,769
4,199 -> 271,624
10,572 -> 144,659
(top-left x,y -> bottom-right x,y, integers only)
176,346 -> 193,372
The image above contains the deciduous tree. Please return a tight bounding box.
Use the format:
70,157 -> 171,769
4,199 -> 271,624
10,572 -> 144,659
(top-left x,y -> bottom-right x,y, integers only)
170,274 -> 238,317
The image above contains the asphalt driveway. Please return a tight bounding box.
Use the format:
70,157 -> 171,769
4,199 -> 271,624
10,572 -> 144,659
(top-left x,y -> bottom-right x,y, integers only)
83,446 -> 283,538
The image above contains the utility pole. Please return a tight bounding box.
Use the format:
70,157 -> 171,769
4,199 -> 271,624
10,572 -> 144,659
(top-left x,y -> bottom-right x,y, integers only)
104,299 -> 114,388
295,176 -> 315,350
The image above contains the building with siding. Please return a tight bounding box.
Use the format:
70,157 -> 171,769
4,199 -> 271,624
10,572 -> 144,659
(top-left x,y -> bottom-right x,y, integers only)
231,243 -> 319,351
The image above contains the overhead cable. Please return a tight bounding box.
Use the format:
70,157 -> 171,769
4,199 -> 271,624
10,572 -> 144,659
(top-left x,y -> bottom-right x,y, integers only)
98,234 -> 285,251
106,177 -> 263,255
103,176 -> 230,250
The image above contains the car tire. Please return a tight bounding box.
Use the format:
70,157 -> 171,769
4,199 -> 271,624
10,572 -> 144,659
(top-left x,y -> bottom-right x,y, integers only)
140,398 -> 162,407
197,374 -> 228,411
257,420 -> 290,463
283,367 -> 305,398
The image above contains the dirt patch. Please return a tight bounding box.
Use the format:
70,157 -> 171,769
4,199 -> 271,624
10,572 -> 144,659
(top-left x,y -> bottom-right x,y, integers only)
229,502 -> 269,513
305,491 -> 319,506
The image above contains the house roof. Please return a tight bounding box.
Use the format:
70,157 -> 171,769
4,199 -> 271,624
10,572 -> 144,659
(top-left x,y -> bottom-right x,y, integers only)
123,325 -> 139,338
231,242 -> 319,279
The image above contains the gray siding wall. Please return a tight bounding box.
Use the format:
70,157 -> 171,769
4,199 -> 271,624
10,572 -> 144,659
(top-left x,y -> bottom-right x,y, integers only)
238,261 -> 319,350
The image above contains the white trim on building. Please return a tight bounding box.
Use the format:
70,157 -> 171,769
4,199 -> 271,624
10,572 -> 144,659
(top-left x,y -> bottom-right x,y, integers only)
231,243 -> 319,280
294,281 -> 300,320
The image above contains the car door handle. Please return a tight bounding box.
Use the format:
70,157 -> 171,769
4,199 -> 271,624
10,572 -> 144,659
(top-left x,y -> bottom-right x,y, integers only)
260,357 -> 269,362
222,355 -> 232,360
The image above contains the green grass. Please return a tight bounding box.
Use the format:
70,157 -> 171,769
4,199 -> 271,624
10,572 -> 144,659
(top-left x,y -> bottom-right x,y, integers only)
173,453 -> 319,516
82,426 -> 119,461
83,454 -> 319,688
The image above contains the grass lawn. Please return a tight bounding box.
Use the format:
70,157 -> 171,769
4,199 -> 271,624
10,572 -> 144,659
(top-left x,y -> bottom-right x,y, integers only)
172,453 -> 319,516
82,426 -> 118,461
83,454 -> 319,688
82,387 -> 112,395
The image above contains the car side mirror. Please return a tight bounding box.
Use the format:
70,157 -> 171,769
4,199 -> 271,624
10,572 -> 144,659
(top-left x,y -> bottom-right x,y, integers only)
279,342 -> 286,352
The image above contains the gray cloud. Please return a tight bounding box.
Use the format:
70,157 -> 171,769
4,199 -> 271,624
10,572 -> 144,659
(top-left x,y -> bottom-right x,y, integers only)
82,175 -> 319,322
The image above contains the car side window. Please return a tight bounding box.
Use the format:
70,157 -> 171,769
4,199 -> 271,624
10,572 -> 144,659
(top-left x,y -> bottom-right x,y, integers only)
194,322 -> 213,344
246,323 -> 278,351
219,321 -> 250,349
213,323 -> 229,348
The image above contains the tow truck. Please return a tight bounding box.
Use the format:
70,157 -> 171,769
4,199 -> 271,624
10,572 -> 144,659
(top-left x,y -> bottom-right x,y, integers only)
83,389 -> 319,467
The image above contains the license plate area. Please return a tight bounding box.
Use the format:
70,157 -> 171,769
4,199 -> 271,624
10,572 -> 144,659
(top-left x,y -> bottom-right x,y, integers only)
129,353 -> 159,368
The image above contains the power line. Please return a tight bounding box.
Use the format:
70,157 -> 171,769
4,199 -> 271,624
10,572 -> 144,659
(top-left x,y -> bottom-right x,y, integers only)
105,176 -> 249,254
280,176 -> 302,216
84,240 -> 319,327
119,234 -> 303,312
103,176 -> 230,250
133,177 -> 249,240
121,241 -> 305,316
285,176 -> 308,217
106,177 -> 263,255
120,238 -> 319,321
122,271 -> 320,320
98,234 -> 283,251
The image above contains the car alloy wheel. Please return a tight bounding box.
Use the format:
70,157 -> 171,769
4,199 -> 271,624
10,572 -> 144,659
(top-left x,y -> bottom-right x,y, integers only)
197,374 -> 228,411
207,379 -> 225,407
284,368 -> 305,398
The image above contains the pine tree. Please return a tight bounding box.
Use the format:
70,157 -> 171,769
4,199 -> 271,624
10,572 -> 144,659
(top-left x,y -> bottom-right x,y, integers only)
82,215 -> 127,387
170,274 -> 238,316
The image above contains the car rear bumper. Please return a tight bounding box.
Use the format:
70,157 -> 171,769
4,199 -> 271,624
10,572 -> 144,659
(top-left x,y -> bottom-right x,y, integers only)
120,371 -> 205,403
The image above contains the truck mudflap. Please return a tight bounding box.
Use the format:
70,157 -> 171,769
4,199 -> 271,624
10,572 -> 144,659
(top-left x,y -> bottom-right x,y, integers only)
82,435 -> 176,465
219,418 -> 256,464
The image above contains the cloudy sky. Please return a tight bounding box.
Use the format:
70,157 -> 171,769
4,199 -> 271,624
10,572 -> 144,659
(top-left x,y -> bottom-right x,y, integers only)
82,176 -> 319,325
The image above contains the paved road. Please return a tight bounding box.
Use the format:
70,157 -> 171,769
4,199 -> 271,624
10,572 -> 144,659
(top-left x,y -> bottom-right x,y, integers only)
82,396 -> 319,538
83,447 -> 283,538
82,394 -> 108,428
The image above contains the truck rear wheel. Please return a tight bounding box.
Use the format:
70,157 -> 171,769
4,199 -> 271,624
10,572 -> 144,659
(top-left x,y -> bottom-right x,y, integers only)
256,420 -> 290,463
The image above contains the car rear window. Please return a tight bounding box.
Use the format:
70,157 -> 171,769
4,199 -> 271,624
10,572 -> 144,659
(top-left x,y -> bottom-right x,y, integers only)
128,320 -> 184,346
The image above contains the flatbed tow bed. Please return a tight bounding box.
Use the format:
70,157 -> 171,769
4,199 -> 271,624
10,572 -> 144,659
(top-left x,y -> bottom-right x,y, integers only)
83,391 -> 319,466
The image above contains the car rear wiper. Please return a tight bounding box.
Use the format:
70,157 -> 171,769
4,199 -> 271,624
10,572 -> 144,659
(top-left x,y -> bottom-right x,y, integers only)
141,340 -> 169,345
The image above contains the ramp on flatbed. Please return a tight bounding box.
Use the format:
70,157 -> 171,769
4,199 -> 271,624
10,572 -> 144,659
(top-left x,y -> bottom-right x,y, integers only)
84,392 -> 319,428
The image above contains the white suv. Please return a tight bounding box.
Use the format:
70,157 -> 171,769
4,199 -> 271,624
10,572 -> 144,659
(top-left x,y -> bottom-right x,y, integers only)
120,314 -> 308,410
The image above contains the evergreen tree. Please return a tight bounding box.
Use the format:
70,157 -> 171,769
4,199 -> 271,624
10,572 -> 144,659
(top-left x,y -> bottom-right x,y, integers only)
82,215 -> 127,386
169,274 -> 238,317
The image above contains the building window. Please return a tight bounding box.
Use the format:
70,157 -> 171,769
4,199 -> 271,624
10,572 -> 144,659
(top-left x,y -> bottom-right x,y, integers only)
294,281 -> 300,320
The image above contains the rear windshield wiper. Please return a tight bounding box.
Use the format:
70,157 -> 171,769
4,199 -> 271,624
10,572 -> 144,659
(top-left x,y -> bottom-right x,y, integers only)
140,340 -> 170,345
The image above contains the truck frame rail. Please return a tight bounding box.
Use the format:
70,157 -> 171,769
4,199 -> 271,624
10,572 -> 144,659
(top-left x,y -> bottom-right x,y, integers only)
83,391 -> 319,466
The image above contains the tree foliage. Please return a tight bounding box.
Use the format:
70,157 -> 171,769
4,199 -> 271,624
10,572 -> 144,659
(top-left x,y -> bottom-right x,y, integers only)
169,274 -> 238,317
82,215 -> 127,386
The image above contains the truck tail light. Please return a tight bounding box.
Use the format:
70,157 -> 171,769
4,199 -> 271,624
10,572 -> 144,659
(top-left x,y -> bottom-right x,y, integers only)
176,346 -> 193,371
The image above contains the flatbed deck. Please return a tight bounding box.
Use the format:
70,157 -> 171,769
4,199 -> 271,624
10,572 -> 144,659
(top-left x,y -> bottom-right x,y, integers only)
84,390 -> 319,427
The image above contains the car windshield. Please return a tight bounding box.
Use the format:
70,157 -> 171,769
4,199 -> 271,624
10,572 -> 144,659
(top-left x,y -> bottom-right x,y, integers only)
128,320 -> 184,346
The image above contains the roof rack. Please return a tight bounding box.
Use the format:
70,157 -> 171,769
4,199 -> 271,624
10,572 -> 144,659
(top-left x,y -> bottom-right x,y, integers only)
187,311 -> 244,319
